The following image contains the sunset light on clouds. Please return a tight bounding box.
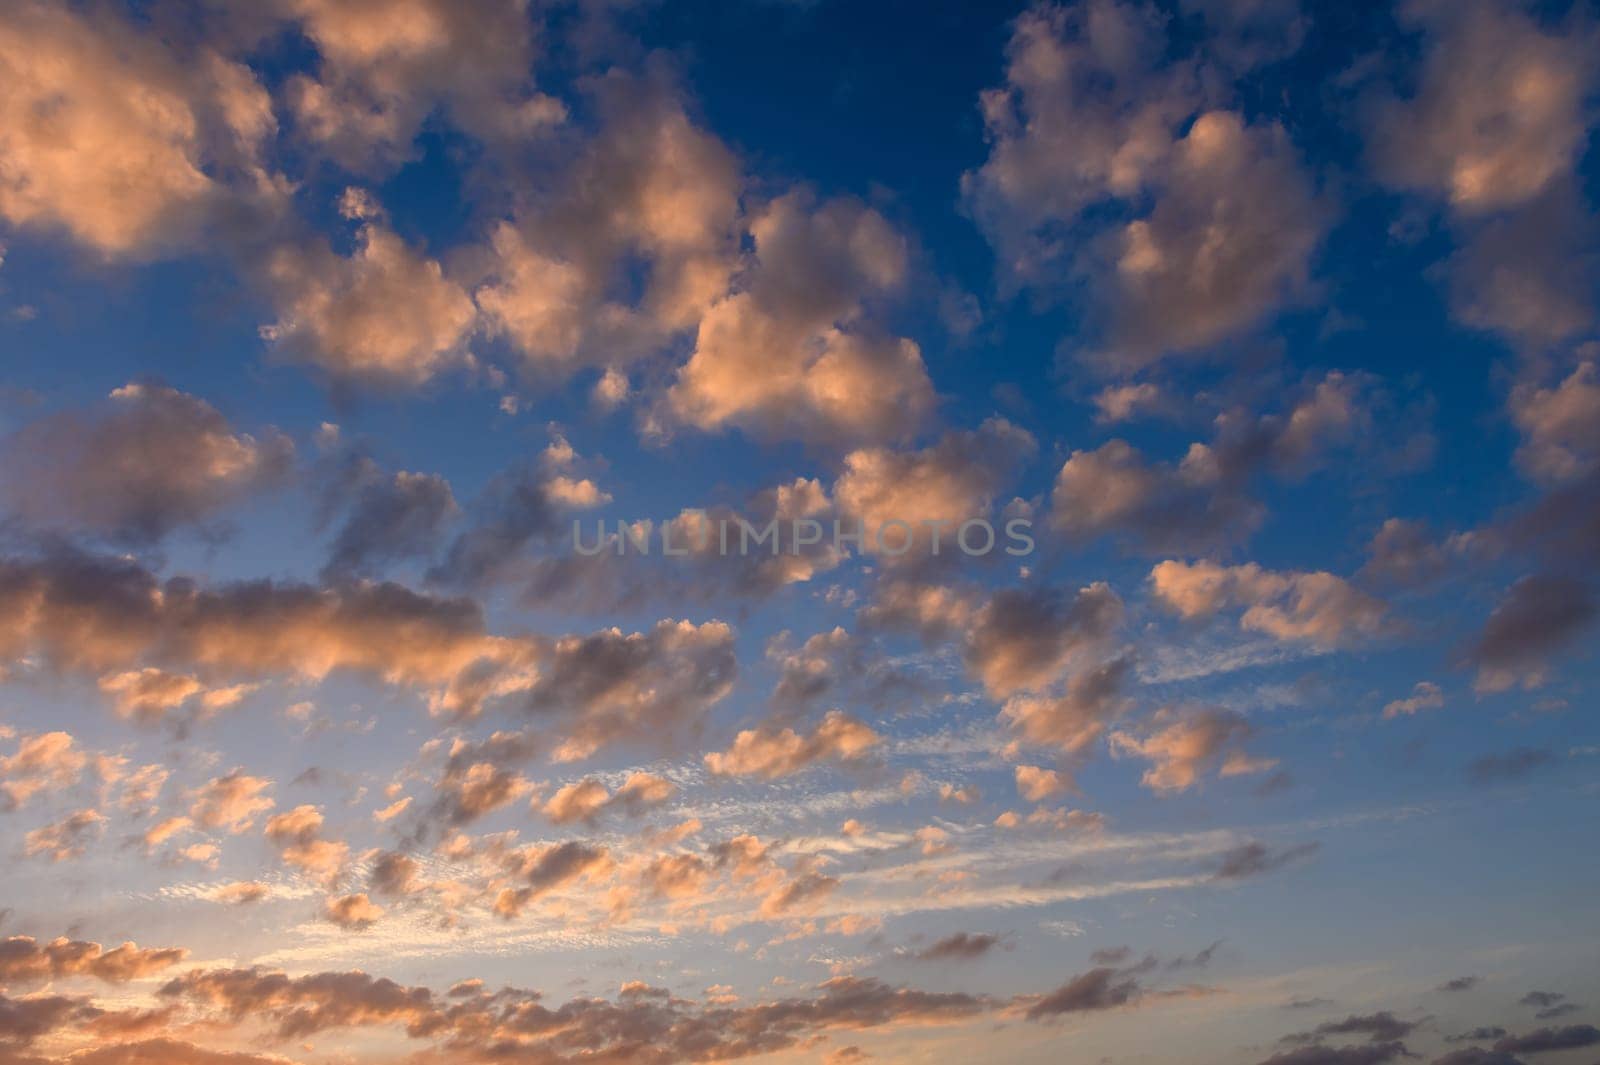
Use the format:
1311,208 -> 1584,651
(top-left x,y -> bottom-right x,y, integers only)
0,1 -> 1597,1063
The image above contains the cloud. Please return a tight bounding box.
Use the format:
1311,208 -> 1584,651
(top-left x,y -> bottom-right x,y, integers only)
1437,976 -> 1480,993
1368,0 -> 1594,215
1150,559 -> 1388,647
667,190 -> 934,445
1015,766 -> 1067,803
999,657 -> 1132,756
541,772 -> 676,824
1213,841 -> 1320,880
0,935 -> 186,985
1024,966 -> 1143,1020
1383,682 -> 1445,719
1510,361 -> 1600,483
494,841 -> 614,918
1280,1012 -> 1419,1046
914,932 -> 1006,961
0,2 -> 284,259
1492,1025 -> 1600,1054
0,731 -> 86,809
281,0 -> 561,170
1254,1043 -> 1414,1065
0,383 -> 292,543
323,893 -> 383,931
964,583 -> 1125,698
833,418 -> 1037,560
474,74 -> 739,378
260,211 -> 478,387
320,462 -> 459,580
189,772 -> 276,834
1466,574 -> 1596,692
1466,747 -> 1557,786
1051,372 -> 1394,554
0,550 -> 539,718
704,711 -> 880,780
1109,706 -> 1269,793
22,808 -> 106,862
264,805 -> 349,884
963,1 -> 1325,370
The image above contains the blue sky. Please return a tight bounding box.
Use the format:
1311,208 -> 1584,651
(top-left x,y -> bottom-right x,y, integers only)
0,1 -> 1597,1063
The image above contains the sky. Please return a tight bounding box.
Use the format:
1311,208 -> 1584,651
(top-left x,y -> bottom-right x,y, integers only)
0,0 -> 1597,1063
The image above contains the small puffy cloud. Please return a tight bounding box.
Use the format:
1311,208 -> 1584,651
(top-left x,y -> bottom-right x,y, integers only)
915,932 -> 1007,961
964,3 -> 1325,370
261,211 -> 478,388
527,619 -> 738,763
265,805 -> 349,884
323,892 -> 383,931
1466,574 -> 1596,692
1150,559 -> 1388,647
188,771 -> 275,835
0,2 -> 284,259
1015,765 -> 1067,803
1000,658 -> 1131,756
1510,361 -> 1600,483
1383,681 -> 1445,719
704,711 -> 880,780
282,0 -> 561,169
474,77 -> 739,378
23,808 -> 106,862
321,465 -> 460,580
1110,706 -> 1268,793
1368,0 -> 1595,214
0,731 -> 86,809
668,191 -> 934,445
0,383 -> 292,543
834,418 -> 1037,559
542,772 -> 676,824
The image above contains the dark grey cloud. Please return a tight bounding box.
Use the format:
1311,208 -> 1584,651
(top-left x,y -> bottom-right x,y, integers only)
1493,1025 -> 1600,1054
1467,748 -> 1557,786
913,932 -> 1006,962
1215,841 -> 1322,881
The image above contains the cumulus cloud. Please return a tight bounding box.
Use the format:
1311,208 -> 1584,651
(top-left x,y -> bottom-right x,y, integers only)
1383,681 -> 1445,719
1368,0 -> 1595,215
280,0 -> 563,170
0,550 -> 539,718
1465,574 -> 1595,692
1051,372 -> 1398,554
265,805 -> 350,884
188,771 -> 275,834
0,383 -> 292,543
0,936 -> 186,985
0,2 -> 285,259
704,711 -> 880,780
0,731 -> 86,809
668,190 -> 934,444
1150,559 -> 1388,647
323,892 -> 383,930
525,618 -> 737,762
1510,361 -> 1600,483
474,75 -> 739,378
320,461 -> 460,580
964,1 -> 1325,370
541,772 -> 676,824
23,808 -> 106,861
834,418 -> 1037,560
260,209 -> 478,387
1109,706 -> 1270,793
